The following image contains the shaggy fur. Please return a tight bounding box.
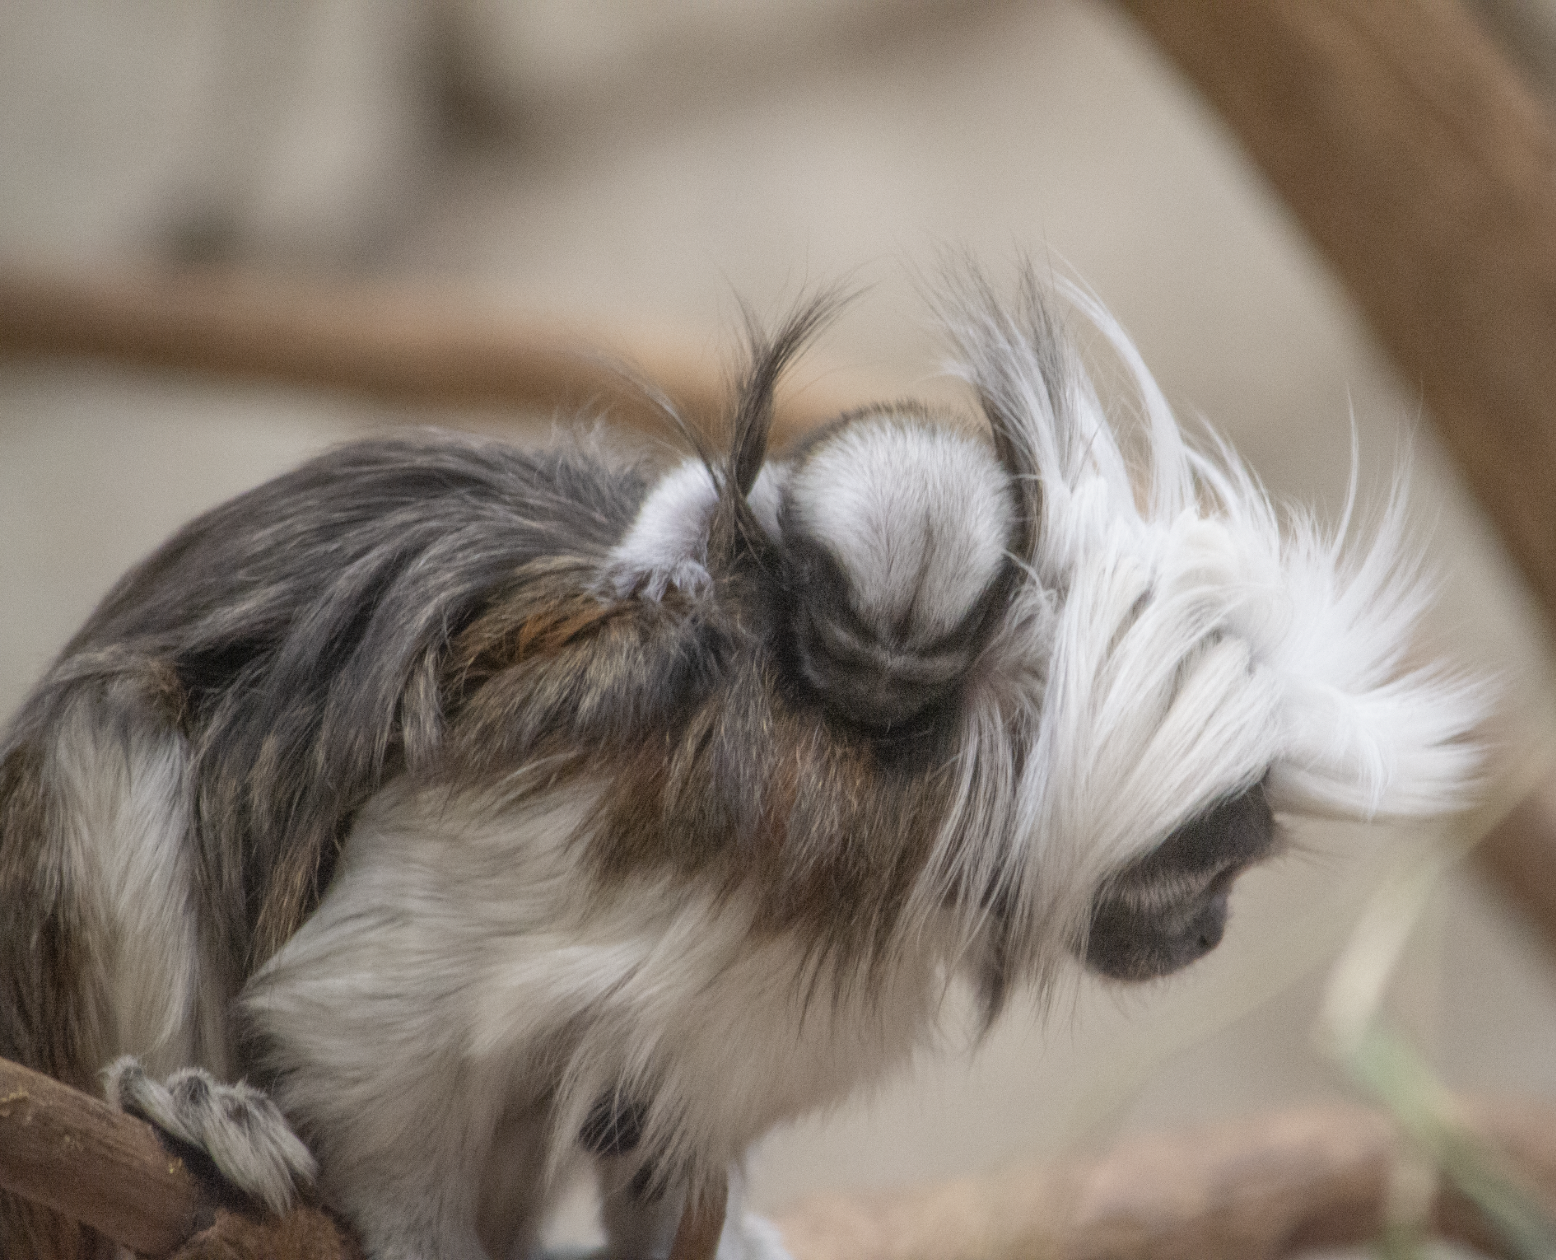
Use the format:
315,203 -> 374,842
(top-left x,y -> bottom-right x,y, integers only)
0,268 -> 1481,1260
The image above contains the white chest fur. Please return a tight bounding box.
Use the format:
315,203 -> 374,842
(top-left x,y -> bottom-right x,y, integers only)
243,775 -> 945,1257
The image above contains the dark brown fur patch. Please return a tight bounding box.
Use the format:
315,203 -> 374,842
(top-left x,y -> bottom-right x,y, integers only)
580,637 -> 957,977
450,582 -> 633,700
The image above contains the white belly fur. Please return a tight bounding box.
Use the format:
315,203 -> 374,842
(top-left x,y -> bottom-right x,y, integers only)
244,772 -> 945,1256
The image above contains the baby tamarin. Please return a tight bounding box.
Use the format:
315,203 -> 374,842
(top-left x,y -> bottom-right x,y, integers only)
0,270 -> 1480,1260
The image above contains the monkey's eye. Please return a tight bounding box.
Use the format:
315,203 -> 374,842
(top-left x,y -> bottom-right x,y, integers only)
1080,781 -> 1280,982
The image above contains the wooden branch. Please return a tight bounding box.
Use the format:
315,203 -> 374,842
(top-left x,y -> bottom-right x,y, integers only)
0,1056 -> 213,1257
1474,772 -> 1556,959
5,1052 -> 1555,1260
1113,0 -> 1556,628
164,1206 -> 363,1260
773,1100 -> 1556,1260
0,267 -> 856,449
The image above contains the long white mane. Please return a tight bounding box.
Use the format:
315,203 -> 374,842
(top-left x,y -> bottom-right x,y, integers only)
920,270 -> 1484,984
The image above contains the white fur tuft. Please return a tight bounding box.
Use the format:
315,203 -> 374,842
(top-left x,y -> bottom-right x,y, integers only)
47,684 -> 233,1079
602,461 -> 719,601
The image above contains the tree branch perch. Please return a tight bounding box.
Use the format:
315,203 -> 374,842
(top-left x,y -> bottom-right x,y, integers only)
4,1053 -> 1556,1259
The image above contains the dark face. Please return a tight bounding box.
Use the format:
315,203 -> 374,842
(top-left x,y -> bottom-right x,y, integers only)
1082,781 -> 1279,981
781,527 -> 985,734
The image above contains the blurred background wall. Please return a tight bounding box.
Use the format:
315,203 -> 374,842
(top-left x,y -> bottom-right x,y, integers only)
3,1 -> 1556,1254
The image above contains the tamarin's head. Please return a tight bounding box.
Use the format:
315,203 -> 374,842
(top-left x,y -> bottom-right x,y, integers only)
613,266 -> 1484,993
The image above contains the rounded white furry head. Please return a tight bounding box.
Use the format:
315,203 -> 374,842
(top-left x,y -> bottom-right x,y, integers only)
786,411 -> 1012,649
778,406 -> 1016,731
919,267 -> 1486,990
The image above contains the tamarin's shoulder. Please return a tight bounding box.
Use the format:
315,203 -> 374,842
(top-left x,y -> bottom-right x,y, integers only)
27,430 -> 662,732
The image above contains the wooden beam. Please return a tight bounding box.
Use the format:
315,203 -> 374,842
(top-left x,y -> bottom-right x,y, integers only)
1113,0 -> 1556,627
774,1100 -> 1556,1260
669,1175 -> 729,1260
5,1051 -> 1554,1260
0,267 -> 855,449
1473,771 -> 1556,958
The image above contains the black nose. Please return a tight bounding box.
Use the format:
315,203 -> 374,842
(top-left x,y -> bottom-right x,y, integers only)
1084,888 -> 1233,981
1190,893 -> 1228,957
1080,780 -> 1279,982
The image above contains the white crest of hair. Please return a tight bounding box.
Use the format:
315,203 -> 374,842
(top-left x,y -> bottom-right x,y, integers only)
787,416 -> 1010,645
603,459 -> 788,599
244,772 -> 938,1260
919,266 -> 1484,980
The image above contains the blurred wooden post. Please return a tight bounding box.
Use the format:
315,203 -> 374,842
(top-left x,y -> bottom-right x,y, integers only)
0,267 -> 854,449
1477,775 -> 1556,961
1114,0 -> 1556,622
1112,0 -> 1556,959
774,1100 -> 1556,1260
670,1176 -> 729,1260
